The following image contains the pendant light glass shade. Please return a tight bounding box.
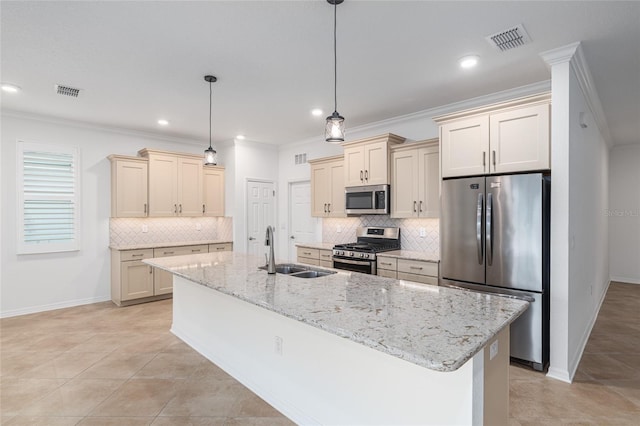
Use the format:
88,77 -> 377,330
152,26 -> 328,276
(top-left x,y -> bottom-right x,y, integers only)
325,0 -> 345,143
325,111 -> 345,143
204,75 -> 218,165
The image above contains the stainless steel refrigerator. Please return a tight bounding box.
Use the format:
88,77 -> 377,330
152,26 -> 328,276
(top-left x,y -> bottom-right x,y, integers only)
440,172 -> 550,371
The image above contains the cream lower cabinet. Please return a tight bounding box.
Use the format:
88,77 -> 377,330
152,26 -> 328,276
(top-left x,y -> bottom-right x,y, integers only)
203,166 -> 225,216
436,94 -> 550,178
377,256 -> 439,285
390,139 -> 439,218
342,134 -> 405,187
297,247 -> 333,267
153,245 -> 209,295
111,243 -> 232,306
111,248 -> 155,305
108,155 -> 148,218
310,156 -> 346,217
139,149 -> 203,217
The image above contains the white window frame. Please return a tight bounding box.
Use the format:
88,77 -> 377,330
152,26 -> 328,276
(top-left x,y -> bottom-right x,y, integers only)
16,141 -> 81,254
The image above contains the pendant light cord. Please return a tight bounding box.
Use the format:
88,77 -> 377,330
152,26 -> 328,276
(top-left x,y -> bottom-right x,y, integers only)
333,0 -> 338,113
208,81 -> 213,150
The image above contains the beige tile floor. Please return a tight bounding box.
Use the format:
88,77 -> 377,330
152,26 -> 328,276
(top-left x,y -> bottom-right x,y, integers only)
1,282 -> 638,425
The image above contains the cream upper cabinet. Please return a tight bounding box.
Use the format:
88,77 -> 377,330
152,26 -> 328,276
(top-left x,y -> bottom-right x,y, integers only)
435,94 -> 550,178
203,166 -> 225,217
108,155 -> 148,218
391,139 -> 439,218
489,103 -> 550,174
310,156 -> 345,217
139,149 -> 203,217
342,133 -> 405,187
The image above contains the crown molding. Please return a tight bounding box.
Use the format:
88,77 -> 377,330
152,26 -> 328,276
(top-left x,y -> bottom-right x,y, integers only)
541,42 -> 613,147
1,109 -> 206,147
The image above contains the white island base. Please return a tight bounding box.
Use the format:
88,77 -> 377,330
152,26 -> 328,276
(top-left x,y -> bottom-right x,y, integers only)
171,276 -> 510,425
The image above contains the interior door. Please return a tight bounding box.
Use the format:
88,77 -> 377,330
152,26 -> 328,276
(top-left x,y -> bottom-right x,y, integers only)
247,180 -> 275,258
440,177 -> 486,284
288,181 -> 316,261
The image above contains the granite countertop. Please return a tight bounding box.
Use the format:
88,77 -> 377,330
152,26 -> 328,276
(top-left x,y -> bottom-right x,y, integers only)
295,242 -> 336,250
144,252 -> 527,372
110,240 -> 233,250
377,250 -> 440,262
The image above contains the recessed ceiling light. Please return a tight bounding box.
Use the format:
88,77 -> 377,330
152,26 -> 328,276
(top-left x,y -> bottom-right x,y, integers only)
236,134 -> 246,140
1,83 -> 21,93
459,55 -> 480,69
157,119 -> 169,126
311,108 -> 323,117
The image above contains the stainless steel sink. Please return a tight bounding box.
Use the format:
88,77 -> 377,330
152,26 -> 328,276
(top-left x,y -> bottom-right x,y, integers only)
289,270 -> 335,279
258,263 -> 337,278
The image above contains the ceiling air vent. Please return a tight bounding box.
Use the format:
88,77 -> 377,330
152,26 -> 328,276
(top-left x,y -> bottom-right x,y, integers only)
486,24 -> 531,52
55,84 -> 81,98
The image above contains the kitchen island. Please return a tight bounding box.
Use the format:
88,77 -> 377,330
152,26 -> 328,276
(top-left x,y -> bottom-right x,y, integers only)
145,251 -> 528,425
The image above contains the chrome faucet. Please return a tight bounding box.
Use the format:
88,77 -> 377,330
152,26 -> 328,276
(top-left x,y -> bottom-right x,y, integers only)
265,225 -> 276,274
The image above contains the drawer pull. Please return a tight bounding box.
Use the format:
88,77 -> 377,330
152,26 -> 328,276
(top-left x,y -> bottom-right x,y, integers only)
164,251 -> 174,255
380,262 -> 392,266
321,254 -> 330,258
216,247 -> 225,251
303,251 -> 311,255
410,266 -> 423,270
131,254 -> 144,257
192,249 -> 201,253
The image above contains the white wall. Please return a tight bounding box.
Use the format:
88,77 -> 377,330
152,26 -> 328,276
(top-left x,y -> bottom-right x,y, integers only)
544,44 -> 610,382
229,140 -> 279,254
0,113 -> 206,317
609,144 -> 640,284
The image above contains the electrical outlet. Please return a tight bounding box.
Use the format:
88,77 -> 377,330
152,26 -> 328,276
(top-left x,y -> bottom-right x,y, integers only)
274,336 -> 283,355
337,225 -> 342,233
419,227 -> 426,237
141,224 -> 148,233
490,340 -> 499,360
196,223 -> 202,231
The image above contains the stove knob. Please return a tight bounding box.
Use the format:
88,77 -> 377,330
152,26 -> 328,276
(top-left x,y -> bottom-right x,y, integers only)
364,253 -> 370,259
360,253 -> 365,258
349,252 -> 354,257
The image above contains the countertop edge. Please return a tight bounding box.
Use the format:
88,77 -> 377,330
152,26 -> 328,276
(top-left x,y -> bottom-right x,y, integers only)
110,240 -> 233,250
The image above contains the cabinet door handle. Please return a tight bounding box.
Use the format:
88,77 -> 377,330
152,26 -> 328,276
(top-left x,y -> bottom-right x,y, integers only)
179,204 -> 182,213
324,203 -> 327,213
203,204 -> 206,214
144,203 -> 147,214
365,170 -> 368,181
149,266 -> 153,274
482,151 -> 486,169
327,203 -> 331,213
419,200 -> 423,212
174,204 -> 177,214
413,201 -> 417,212
360,170 -> 363,182
492,150 -> 496,170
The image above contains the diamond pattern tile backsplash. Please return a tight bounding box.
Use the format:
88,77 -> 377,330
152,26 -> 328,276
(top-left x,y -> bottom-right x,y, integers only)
322,216 -> 440,257
110,217 -> 233,248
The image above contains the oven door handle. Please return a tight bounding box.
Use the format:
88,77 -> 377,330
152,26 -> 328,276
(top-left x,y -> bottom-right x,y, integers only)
334,257 -> 372,266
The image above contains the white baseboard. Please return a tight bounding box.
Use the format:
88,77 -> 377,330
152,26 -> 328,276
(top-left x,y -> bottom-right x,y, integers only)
546,367 -> 572,383
610,276 -> 640,285
0,295 -> 111,318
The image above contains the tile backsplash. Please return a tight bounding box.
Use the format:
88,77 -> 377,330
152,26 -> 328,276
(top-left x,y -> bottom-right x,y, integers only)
322,216 -> 439,257
110,217 -> 233,248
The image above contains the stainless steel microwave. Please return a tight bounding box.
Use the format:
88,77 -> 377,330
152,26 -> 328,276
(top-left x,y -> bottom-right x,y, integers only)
345,184 -> 389,215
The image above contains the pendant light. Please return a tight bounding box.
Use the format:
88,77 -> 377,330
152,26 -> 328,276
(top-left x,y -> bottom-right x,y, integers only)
325,0 -> 345,143
204,75 -> 218,165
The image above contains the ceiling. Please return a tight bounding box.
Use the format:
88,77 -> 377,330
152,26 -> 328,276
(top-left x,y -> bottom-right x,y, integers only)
1,1 -> 639,147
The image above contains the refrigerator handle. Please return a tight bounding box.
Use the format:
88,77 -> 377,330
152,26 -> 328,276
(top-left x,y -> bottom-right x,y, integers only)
486,192 -> 493,266
476,193 -> 484,264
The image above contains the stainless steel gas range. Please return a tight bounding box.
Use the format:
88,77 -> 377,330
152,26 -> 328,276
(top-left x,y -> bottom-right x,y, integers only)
332,227 -> 401,275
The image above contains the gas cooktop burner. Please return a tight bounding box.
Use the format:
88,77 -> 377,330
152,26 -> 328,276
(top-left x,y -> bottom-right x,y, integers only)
332,226 -> 401,261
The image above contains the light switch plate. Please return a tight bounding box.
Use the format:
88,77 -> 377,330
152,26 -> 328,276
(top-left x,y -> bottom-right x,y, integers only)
419,227 -> 426,237
196,223 -> 202,231
141,224 -> 148,233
